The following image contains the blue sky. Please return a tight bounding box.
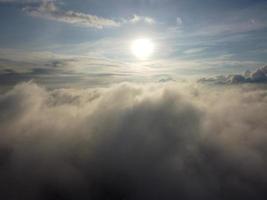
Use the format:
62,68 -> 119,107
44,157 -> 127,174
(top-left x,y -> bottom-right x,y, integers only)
0,0 -> 267,87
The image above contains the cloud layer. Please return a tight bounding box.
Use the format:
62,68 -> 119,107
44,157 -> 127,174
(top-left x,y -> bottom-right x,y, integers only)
199,65 -> 267,84
0,82 -> 267,199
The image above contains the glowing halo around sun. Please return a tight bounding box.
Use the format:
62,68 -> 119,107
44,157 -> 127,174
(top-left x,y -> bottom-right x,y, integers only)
131,38 -> 155,60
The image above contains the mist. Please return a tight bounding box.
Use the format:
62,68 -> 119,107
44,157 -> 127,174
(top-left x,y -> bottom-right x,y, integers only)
0,82 -> 267,200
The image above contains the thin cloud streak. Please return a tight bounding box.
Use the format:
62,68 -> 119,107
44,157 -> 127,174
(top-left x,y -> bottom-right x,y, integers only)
22,1 -> 156,29
23,1 -> 120,29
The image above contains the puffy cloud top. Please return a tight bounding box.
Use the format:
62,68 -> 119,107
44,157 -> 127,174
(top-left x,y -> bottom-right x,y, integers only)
199,65 -> 267,84
0,82 -> 267,199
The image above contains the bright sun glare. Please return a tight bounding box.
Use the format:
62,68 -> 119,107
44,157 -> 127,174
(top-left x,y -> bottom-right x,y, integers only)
131,38 -> 155,60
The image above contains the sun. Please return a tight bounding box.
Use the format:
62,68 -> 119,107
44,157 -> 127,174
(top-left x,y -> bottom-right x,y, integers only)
131,38 -> 155,60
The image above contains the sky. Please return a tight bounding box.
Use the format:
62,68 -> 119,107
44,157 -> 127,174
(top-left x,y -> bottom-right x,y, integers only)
1,1 -> 267,200
0,0 -> 267,87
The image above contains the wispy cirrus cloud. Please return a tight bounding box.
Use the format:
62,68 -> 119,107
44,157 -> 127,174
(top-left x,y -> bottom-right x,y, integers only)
22,1 -> 156,29
193,3 -> 267,36
0,0 -> 43,4
126,14 -> 156,25
195,19 -> 267,36
176,17 -> 183,26
184,47 -> 207,54
23,1 -> 121,29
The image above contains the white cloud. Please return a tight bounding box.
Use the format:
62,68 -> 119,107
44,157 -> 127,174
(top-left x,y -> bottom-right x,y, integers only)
0,81 -> 267,199
176,17 -> 183,26
2,1 -> 156,28
127,14 -> 156,25
23,1 -> 121,29
184,47 -> 206,54
199,65 -> 267,84
0,0 -> 43,3
22,2 -> 156,29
